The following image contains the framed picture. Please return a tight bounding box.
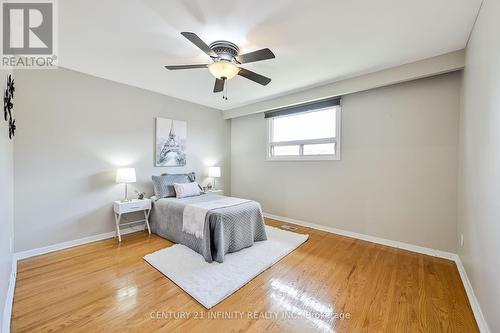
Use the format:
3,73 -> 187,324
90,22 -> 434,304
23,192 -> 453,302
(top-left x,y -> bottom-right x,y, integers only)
155,117 -> 187,167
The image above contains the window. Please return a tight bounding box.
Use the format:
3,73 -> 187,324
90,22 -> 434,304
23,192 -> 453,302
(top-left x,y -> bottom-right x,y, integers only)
266,98 -> 341,160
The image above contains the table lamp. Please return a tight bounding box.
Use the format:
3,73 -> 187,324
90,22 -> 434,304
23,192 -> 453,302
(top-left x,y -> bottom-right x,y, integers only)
208,166 -> 221,190
116,168 -> 136,201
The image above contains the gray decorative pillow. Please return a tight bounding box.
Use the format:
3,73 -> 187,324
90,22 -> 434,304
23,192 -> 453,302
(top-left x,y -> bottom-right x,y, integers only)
152,174 -> 193,198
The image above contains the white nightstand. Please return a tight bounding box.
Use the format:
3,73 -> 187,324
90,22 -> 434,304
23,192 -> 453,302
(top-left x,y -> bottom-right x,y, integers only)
113,199 -> 151,242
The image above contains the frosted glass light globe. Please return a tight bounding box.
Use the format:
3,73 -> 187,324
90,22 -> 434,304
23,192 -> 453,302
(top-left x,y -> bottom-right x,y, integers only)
208,61 -> 239,80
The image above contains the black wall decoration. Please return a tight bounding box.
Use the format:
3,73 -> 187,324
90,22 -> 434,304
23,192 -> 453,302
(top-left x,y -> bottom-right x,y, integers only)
3,75 -> 15,139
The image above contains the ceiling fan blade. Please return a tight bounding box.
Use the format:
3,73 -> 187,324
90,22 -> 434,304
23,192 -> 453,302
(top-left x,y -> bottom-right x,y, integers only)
213,78 -> 225,93
238,68 -> 272,86
236,48 -> 275,64
164,64 -> 208,70
181,32 -> 218,58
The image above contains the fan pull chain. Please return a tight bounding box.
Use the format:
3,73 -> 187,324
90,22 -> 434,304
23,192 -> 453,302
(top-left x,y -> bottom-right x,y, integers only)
223,79 -> 228,100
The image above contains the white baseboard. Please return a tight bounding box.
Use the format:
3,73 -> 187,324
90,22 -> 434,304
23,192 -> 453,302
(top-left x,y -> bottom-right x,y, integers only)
13,226 -> 144,261
264,212 -> 490,332
264,213 -> 456,260
2,259 -> 17,333
454,256 -> 491,333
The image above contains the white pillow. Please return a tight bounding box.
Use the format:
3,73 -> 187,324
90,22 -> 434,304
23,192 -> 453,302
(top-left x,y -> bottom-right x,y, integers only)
173,182 -> 202,198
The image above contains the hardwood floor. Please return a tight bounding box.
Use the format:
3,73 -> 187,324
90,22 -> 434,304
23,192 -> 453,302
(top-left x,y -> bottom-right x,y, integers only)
11,219 -> 478,332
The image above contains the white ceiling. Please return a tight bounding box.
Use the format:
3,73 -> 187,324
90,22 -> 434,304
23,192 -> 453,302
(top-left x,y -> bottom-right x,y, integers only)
59,0 -> 482,110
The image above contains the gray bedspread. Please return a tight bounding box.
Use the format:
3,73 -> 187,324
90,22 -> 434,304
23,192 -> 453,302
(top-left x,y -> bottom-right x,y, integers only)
150,193 -> 267,263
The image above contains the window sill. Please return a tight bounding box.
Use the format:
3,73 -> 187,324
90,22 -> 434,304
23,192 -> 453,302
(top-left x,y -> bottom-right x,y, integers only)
266,155 -> 341,161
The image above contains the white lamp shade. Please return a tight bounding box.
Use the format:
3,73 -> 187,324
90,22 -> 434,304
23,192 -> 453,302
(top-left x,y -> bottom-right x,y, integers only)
116,168 -> 136,183
207,61 -> 239,80
208,166 -> 221,178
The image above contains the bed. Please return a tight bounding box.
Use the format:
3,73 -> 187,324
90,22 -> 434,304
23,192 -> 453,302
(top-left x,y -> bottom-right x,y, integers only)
150,192 -> 267,263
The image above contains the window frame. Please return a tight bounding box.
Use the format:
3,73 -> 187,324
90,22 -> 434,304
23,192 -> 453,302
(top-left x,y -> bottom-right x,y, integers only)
266,105 -> 342,161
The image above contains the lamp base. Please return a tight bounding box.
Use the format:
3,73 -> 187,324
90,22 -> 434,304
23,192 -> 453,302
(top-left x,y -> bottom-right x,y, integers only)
120,183 -> 132,202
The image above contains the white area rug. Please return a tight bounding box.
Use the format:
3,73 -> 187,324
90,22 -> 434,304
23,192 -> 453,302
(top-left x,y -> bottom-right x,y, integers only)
144,226 -> 309,309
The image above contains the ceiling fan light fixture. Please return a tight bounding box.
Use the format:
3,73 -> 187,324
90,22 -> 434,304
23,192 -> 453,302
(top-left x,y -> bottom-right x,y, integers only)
165,33 -> 274,93
208,60 -> 239,80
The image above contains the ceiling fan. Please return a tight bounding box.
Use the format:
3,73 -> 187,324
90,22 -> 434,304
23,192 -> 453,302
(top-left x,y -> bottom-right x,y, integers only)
165,32 -> 275,97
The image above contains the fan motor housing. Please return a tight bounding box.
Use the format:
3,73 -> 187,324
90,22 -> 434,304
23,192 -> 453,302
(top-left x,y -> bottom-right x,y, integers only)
209,40 -> 240,61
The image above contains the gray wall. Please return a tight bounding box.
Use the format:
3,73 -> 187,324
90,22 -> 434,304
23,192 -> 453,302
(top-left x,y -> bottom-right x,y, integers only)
459,0 -> 499,331
14,68 -> 230,252
0,69 -> 14,331
231,72 -> 461,252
